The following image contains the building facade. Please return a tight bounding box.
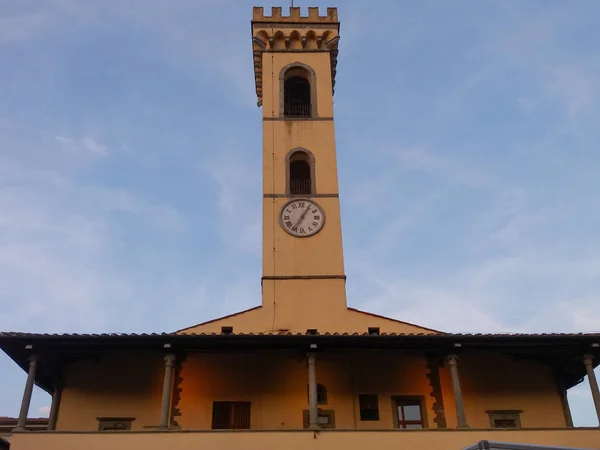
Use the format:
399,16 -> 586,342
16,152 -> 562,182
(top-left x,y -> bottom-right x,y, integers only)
1,6 -> 600,450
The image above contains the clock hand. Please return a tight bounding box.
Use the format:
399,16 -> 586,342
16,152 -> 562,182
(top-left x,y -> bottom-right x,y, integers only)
294,204 -> 312,228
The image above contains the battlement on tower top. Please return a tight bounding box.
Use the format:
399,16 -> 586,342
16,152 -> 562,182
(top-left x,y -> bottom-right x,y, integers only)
252,6 -> 338,24
251,6 -> 340,106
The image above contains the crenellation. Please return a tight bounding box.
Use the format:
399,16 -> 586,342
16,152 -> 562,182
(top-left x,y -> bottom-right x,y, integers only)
251,6 -> 340,105
252,6 -> 338,23
307,7 -> 320,20
253,7 -> 264,20
271,6 -> 282,20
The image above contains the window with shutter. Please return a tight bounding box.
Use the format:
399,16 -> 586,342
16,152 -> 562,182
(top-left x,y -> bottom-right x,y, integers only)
211,402 -> 251,430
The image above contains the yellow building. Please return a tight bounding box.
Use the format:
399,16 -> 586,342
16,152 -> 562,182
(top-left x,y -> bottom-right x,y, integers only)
1,6 -> 600,450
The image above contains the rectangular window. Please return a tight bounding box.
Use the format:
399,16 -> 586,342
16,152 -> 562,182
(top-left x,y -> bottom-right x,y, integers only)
392,397 -> 426,429
96,417 -> 135,431
486,410 -> 522,428
211,402 -> 251,430
359,394 -> 380,421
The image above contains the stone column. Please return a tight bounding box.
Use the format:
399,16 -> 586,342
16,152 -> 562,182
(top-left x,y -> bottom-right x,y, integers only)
307,353 -> 318,429
47,383 -> 63,431
159,354 -> 176,429
447,354 -> 468,428
14,354 -> 40,431
583,355 -> 600,425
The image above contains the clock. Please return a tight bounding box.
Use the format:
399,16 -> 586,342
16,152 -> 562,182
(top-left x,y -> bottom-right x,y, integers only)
279,199 -> 325,237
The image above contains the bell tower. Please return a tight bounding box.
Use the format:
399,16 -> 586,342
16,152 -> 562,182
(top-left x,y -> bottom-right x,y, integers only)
178,7 -> 435,335
253,7 -> 347,330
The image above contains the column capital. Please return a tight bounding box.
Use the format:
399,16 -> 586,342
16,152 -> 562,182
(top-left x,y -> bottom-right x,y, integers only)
447,354 -> 459,365
28,354 -> 40,363
583,354 -> 594,366
164,353 -> 176,367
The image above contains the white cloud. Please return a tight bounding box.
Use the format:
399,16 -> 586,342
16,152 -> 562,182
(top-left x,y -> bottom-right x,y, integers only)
55,136 -> 109,157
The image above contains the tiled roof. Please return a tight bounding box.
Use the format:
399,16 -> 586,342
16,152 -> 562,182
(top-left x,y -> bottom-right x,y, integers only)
1,331 -> 599,338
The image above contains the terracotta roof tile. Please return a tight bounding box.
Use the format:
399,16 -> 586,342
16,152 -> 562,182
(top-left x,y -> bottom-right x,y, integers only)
1,331 -> 599,338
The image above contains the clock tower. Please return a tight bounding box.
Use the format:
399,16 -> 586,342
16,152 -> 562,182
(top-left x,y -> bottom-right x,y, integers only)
256,6 -> 348,331
178,7 -> 435,335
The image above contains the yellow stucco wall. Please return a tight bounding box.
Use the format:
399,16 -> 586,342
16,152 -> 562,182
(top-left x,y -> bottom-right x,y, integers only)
450,352 -> 568,429
10,429 -> 600,450
54,350 -> 568,432
177,351 -> 433,430
56,352 -> 164,431
176,300 -> 438,334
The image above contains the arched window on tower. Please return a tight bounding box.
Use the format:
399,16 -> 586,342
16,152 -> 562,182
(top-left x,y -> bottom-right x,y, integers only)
284,68 -> 312,118
288,150 -> 313,195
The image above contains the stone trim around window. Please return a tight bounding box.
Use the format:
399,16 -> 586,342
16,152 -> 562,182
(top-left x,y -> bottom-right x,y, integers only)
279,62 -> 318,118
485,409 -> 523,428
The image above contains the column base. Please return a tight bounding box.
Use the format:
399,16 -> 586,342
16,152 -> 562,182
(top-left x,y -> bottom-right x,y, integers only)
11,427 -> 27,432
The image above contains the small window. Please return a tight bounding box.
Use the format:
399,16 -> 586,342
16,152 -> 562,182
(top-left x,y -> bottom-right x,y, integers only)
486,410 -> 522,428
290,153 -> 312,195
317,384 -> 327,405
97,417 -> 134,431
303,409 -> 335,429
368,327 -> 380,336
359,394 -> 380,421
284,70 -> 311,118
307,383 -> 328,405
393,397 -> 426,429
221,326 -> 233,334
212,402 -> 251,430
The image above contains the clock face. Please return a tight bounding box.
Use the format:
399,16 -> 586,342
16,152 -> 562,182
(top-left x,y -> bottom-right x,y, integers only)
279,199 -> 325,237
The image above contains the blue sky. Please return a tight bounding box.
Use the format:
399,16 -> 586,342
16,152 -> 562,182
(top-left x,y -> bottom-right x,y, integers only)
1,0 -> 600,426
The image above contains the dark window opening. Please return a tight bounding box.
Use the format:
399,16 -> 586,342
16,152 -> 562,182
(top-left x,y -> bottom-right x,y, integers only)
393,398 -> 425,429
284,76 -> 311,117
221,326 -> 233,334
494,419 -> 517,428
359,394 -> 380,421
211,401 -> 251,430
317,384 -> 327,405
289,153 -> 311,195
368,327 -> 380,336
97,417 -> 135,431
307,383 -> 328,405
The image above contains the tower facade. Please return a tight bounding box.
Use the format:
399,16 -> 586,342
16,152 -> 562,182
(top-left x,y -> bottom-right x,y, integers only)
253,7 -> 347,329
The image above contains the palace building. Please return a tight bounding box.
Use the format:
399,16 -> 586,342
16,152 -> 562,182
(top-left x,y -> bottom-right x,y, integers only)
1,6 -> 600,450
